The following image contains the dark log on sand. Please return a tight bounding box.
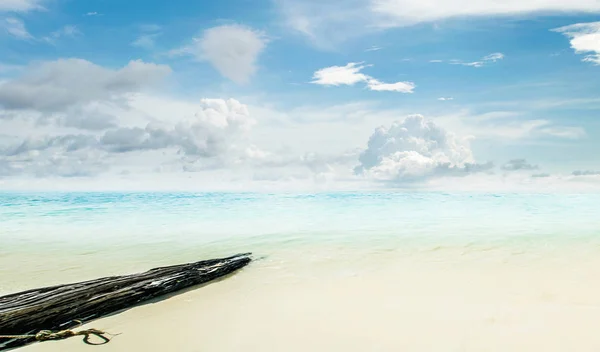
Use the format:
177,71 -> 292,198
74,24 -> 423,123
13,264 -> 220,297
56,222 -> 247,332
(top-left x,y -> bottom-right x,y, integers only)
0,253 -> 252,350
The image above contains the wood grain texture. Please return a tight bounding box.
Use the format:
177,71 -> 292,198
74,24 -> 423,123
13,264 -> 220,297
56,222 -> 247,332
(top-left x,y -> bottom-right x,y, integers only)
0,253 -> 252,350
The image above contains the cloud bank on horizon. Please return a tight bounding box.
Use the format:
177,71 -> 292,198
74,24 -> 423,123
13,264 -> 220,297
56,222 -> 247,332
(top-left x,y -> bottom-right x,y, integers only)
0,0 -> 599,191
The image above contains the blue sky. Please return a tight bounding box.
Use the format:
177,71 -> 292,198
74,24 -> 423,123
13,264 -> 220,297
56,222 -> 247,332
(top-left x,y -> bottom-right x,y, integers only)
1,0 -> 600,191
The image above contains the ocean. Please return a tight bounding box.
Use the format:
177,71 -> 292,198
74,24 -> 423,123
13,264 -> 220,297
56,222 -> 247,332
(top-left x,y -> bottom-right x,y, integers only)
3,192 -> 600,351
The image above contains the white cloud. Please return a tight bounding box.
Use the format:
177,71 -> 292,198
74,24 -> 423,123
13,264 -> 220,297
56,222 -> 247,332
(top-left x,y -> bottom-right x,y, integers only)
552,22 -> 600,65
42,25 -> 81,44
0,90 -> 597,191
355,114 -> 492,183
532,173 -> 550,178
0,63 -> 22,73
483,52 -> 505,62
132,34 -> 158,49
366,79 -> 415,93
365,45 -> 382,52
501,159 -> 539,171
573,170 -> 600,176
131,24 -> 161,49
139,24 -> 161,32
311,62 -> 370,86
0,58 -> 172,112
276,0 -> 373,48
438,97 -> 454,101
435,110 -> 585,141
311,62 -> 415,93
0,0 -> 44,12
277,0 -> 600,47
372,0 -> 600,27
3,17 -> 32,39
172,24 -> 267,84
85,12 -> 100,16
537,126 -> 586,139
99,98 -> 256,162
0,97 -> 263,178
451,52 -> 505,68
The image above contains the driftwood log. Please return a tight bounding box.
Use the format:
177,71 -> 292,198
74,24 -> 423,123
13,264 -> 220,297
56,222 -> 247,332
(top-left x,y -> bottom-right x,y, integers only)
0,253 -> 252,350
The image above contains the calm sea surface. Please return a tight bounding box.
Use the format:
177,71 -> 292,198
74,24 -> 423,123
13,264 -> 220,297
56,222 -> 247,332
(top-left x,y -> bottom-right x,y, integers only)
2,192 -> 600,293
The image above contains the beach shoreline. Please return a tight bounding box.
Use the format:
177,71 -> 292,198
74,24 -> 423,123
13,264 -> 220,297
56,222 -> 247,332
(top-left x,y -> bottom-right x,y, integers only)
9,243 -> 600,352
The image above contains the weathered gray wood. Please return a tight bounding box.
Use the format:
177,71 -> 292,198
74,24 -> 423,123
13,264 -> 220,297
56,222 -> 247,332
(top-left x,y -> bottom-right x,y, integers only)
0,253 -> 252,350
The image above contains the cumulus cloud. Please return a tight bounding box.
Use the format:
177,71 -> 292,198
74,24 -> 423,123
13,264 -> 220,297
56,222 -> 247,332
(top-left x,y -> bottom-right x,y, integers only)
438,97 -> 453,101
172,24 -> 267,84
311,62 -> 415,93
2,17 -> 32,39
101,98 -> 256,160
0,0 -> 44,12
502,159 -> 539,171
552,22 -> 600,65
0,59 -> 171,112
0,98 -> 261,178
354,114 -> 492,183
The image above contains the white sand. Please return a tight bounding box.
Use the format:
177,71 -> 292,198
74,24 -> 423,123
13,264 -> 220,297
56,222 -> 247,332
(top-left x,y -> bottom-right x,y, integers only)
15,245 -> 600,352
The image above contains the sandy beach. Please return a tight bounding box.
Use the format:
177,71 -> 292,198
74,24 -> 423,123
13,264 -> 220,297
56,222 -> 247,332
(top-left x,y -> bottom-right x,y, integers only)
11,243 -> 600,352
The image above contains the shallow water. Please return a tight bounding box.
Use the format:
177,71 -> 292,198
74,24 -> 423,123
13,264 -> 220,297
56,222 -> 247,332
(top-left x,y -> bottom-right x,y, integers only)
2,192 -> 600,291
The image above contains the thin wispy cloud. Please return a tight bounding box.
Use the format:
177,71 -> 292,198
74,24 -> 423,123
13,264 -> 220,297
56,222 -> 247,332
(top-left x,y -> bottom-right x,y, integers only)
451,52 -> 505,68
277,0 -> 600,47
132,34 -> 159,49
365,45 -> 382,52
573,170 -> 600,176
0,0 -> 45,12
42,25 -> 81,44
2,17 -> 32,39
131,24 -> 162,49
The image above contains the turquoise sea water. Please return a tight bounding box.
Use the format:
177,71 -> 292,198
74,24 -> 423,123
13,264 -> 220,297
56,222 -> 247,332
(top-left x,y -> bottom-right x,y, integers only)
2,192 -> 600,293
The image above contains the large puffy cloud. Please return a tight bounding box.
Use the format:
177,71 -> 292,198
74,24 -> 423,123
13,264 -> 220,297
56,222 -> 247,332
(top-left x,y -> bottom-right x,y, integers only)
0,97 -> 260,177
552,22 -> 600,65
171,25 -> 267,84
0,59 -> 171,112
100,98 -> 256,160
355,114 -> 492,183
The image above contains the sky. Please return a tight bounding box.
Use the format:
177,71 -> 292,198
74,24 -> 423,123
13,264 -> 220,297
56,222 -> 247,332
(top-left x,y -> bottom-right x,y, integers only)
0,0 -> 600,191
